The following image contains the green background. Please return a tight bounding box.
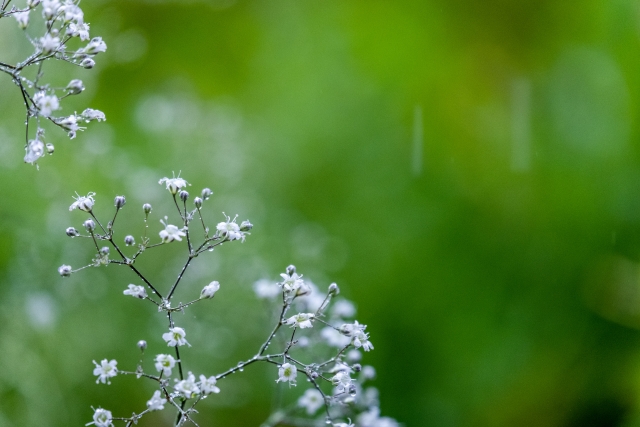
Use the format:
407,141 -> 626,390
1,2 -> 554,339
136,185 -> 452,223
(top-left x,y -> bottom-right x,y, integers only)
1,0 -> 640,426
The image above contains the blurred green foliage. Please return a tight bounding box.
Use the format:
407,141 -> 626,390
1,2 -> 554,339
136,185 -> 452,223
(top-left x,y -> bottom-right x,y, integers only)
1,0 -> 640,426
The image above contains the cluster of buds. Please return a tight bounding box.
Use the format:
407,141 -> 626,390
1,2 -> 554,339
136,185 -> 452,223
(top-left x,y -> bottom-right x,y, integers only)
0,0 -> 106,166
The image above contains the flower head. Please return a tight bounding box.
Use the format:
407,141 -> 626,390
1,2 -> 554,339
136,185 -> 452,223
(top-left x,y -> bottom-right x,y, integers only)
154,354 -> 176,376
216,214 -> 245,241
84,36 -> 107,54
276,363 -> 297,386
162,327 -> 189,347
40,33 -> 60,54
34,92 -> 60,117
159,174 -> 189,195
199,375 -> 221,395
331,370 -> 353,394
69,192 -> 95,212
24,138 -> 45,164
13,11 -> 29,29
86,408 -> 113,427
284,313 -> 315,329
146,390 -> 166,411
159,218 -> 186,243
92,359 -> 117,384
298,388 -> 324,415
123,284 -> 147,299
174,372 -> 199,399
280,272 -> 304,293
200,281 -> 220,299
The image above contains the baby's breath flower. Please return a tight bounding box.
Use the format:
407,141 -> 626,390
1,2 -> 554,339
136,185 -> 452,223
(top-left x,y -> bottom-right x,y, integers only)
280,272 -> 303,293
146,390 -> 166,411
199,375 -> 220,395
86,408 -> 113,427
40,33 -> 60,54
83,37 -> 107,54
92,359 -> 118,384
284,313 -> 315,329
159,219 -> 186,243
200,281 -> 220,299
154,354 -> 176,376
123,284 -> 147,299
58,264 -> 72,277
24,138 -> 45,164
158,174 -> 189,195
69,192 -> 95,212
34,92 -> 60,117
81,108 -> 106,122
174,372 -> 199,399
13,11 -> 30,29
276,363 -> 297,385
162,327 -> 189,347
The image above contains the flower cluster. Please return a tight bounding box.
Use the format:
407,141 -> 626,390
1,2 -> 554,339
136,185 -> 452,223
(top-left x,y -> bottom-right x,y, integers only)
59,175 -> 397,427
0,0 -> 106,166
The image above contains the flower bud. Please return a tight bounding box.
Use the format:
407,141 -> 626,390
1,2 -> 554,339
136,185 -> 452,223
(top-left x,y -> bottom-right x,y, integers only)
27,0 -> 41,7
200,281 -> 220,299
179,190 -> 189,202
83,219 -> 95,232
352,363 -> 362,372
124,235 -> 135,246
201,188 -> 212,200
45,143 -> 54,154
310,371 -> 319,379
137,340 -> 147,351
328,283 -> 340,295
66,227 -> 79,237
66,79 -> 84,95
142,203 -> 152,214
240,220 -> 253,231
114,195 -> 126,208
80,57 -> 95,69
286,265 -> 296,276
58,264 -> 72,277
100,246 -> 110,256
194,197 -> 202,208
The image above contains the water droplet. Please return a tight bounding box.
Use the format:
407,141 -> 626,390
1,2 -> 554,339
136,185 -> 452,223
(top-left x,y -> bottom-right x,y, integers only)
325,417 -> 332,424
208,248 -> 214,252
239,368 -> 244,372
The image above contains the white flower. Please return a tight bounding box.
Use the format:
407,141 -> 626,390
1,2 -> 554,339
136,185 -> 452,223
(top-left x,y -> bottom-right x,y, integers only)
200,281 -> 220,299
146,390 -> 166,411
332,300 -> 356,318
280,272 -> 304,292
154,354 -> 176,376
298,388 -> 324,415
199,375 -> 220,394
123,284 -> 147,299
59,1 -> 83,23
162,327 -> 189,347
361,365 -> 376,380
69,192 -> 95,212
276,363 -> 297,385
174,372 -> 199,398
158,175 -> 189,194
86,408 -> 113,427
339,321 -> 373,351
13,11 -> 29,29
284,313 -> 315,329
331,370 -> 352,394
216,215 -> 243,241
24,139 -> 45,164
34,92 -> 60,116
57,114 -> 83,139
253,279 -> 280,299
81,108 -> 106,122
67,22 -> 90,40
321,326 -> 351,348
92,359 -> 117,384
84,36 -> 107,54
40,33 -> 60,54
41,0 -> 60,20
159,219 -> 186,243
